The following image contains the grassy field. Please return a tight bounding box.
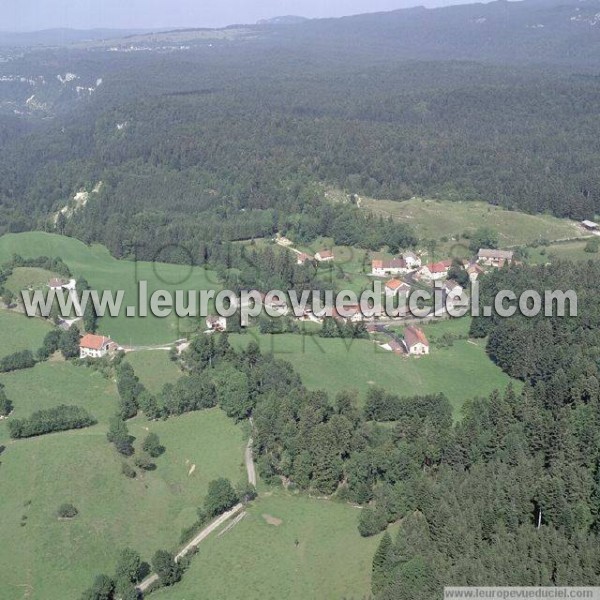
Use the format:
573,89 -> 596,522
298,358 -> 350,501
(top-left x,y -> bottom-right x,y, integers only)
526,240 -> 600,265
0,310 -> 52,359
0,232 -> 221,345
154,492 -> 389,600
360,197 -> 584,250
4,267 -> 59,294
0,340 -> 246,600
124,350 -> 182,394
229,328 -> 515,415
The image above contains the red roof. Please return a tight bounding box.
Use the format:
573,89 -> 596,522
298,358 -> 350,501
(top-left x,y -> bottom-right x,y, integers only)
385,279 -> 404,290
79,334 -> 111,350
427,260 -> 452,273
317,249 -> 334,259
404,326 -> 429,349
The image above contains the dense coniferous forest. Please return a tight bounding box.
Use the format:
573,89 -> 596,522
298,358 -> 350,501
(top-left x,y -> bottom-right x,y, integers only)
0,1 -> 600,261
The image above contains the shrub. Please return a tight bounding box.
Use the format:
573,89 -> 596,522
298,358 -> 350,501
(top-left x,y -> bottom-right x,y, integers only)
121,462 -> 137,479
57,503 -> 78,519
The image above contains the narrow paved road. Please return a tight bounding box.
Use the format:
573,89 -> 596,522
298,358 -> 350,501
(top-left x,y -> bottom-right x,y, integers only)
245,417 -> 256,487
137,503 -> 244,593
137,422 -> 256,594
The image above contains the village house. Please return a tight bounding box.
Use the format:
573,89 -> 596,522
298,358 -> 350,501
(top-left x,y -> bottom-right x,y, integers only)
315,249 -> 335,262
467,263 -> 485,282
478,248 -> 514,268
275,235 -> 293,247
79,334 -> 117,359
384,278 -> 411,297
206,315 -> 227,332
418,259 -> 452,281
402,251 -> 421,269
581,220 -> 599,232
48,278 -> 67,290
403,326 -> 430,356
371,257 -> 408,276
296,252 -> 311,265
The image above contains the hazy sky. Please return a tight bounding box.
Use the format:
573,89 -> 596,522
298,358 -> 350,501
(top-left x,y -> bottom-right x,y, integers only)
2,0 -> 476,32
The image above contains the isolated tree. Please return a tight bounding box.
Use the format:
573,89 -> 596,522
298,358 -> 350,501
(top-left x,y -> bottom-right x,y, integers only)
115,548 -> 142,584
152,550 -> 182,586
204,478 -> 239,518
142,432 -> 164,458
0,387 -> 13,417
107,416 -> 134,456
59,324 -> 80,359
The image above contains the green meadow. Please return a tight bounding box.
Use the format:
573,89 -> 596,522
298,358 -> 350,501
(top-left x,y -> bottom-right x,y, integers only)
124,350 -> 182,394
154,492 -> 390,600
0,232 -> 221,346
229,326 -> 516,416
360,196 -> 583,249
5,266 -> 60,294
0,310 -> 52,359
0,331 -> 246,600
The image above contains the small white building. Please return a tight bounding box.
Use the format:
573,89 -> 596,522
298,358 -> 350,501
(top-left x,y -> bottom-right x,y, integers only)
371,257 -> 408,276
467,263 -> 485,282
403,326 -> 430,356
402,252 -> 421,269
418,260 -> 452,281
315,249 -> 335,262
79,334 -> 116,359
206,315 -> 227,331
48,278 -> 67,290
581,220 -> 599,231
384,279 -> 411,297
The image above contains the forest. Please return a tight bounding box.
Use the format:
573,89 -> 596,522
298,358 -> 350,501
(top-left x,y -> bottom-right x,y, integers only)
0,39 -> 600,264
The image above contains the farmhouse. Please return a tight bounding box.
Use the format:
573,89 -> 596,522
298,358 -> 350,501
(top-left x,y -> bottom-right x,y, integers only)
403,326 -> 430,355
371,257 -> 408,276
296,252 -> 311,265
315,249 -> 335,262
418,260 -> 452,281
206,315 -> 227,331
48,278 -> 67,290
79,334 -> 116,359
467,263 -> 485,282
581,220 -> 599,231
384,279 -> 411,297
478,248 -> 514,268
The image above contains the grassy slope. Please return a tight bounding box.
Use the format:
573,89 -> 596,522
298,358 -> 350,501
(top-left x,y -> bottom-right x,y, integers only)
229,326 -> 515,415
360,197 -> 583,248
154,492 -> 388,600
124,350 -> 181,394
0,353 -> 245,599
4,267 -> 59,293
0,310 -> 52,359
0,232 -> 221,345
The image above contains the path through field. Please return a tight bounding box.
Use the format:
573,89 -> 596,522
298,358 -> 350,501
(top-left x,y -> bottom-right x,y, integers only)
137,419 -> 256,594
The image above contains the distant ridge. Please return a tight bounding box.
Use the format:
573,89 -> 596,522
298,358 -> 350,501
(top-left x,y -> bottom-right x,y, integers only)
257,16 -> 309,25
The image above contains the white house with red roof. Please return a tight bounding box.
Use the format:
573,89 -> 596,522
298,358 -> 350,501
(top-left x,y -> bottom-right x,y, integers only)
79,334 -> 117,359
384,278 -> 411,297
418,260 -> 452,281
315,249 -> 335,262
296,252 -> 311,265
403,326 -> 430,355
371,257 -> 408,277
